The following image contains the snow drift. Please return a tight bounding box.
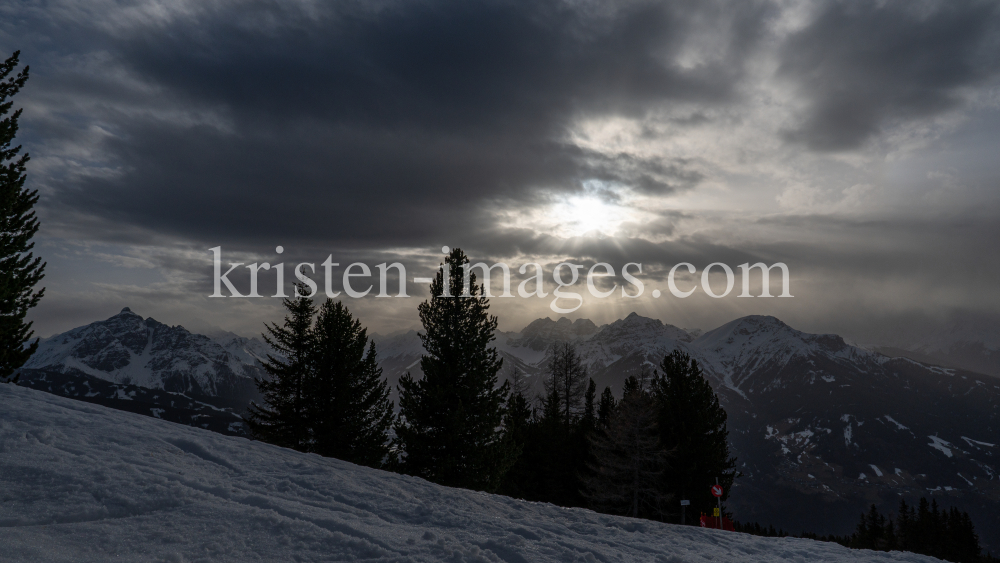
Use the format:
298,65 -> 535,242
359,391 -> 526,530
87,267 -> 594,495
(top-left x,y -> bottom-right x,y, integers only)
0,384 -> 941,562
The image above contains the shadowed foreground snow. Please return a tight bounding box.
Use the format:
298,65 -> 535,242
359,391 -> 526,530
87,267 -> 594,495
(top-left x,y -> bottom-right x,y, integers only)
0,385 -> 941,563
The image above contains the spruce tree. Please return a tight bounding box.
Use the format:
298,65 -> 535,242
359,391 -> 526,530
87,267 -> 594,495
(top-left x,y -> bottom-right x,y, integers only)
534,383 -> 569,499
0,51 -> 44,383
597,386 -> 616,428
310,299 -> 393,468
914,497 -> 931,555
897,499 -> 913,550
582,374 -> 670,518
498,369 -> 534,498
504,369 -> 533,445
246,291 -> 316,451
653,350 -> 737,523
395,247 -> 513,491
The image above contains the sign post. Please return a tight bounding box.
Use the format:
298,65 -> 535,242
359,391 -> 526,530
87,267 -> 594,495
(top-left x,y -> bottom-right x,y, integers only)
680,499 -> 690,525
711,479 -> 723,530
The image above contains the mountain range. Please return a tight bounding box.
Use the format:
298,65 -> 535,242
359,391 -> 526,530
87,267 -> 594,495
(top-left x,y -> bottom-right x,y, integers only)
16,307 -> 1000,548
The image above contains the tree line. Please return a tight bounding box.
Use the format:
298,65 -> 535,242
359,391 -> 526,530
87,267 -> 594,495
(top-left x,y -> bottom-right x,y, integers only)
851,499 -> 987,562
247,248 -> 736,525
737,497 -> 993,563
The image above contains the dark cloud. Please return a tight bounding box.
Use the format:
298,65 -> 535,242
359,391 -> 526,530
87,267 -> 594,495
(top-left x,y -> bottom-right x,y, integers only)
16,0 -> 773,247
778,0 -> 1000,151
8,0 -> 1000,342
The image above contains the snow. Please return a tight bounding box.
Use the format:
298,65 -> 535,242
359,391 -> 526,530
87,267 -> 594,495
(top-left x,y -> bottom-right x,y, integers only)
927,435 -> 954,458
961,436 -> 995,448
690,315 -> 879,394
0,384 -> 942,563
884,416 -> 909,431
869,465 -> 883,477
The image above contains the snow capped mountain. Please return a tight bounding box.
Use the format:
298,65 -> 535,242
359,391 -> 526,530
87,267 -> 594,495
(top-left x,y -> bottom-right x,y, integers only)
0,383 -> 943,563
690,315 -> 882,396
23,307 -> 269,404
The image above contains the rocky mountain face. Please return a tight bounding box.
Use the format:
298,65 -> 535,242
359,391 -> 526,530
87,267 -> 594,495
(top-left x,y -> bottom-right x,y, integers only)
688,317 -> 999,548
17,308 -> 273,434
23,307 -> 270,406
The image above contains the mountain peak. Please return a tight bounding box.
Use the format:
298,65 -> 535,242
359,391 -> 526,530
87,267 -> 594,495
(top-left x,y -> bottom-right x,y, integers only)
516,317 -> 600,348
691,315 -> 857,376
738,315 -> 788,328
591,313 -> 694,344
693,315 -> 794,346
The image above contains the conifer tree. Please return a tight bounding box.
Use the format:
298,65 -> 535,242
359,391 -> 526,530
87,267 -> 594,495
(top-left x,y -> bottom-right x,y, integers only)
395,247 -> 513,491
581,378 -> 597,431
310,299 -> 393,468
0,51 -> 44,383
247,291 -> 316,451
532,380 -> 573,503
505,369 -> 533,443
544,342 -> 588,429
653,350 -> 737,523
597,386 -> 616,428
498,369 -> 534,498
916,497 -> 931,554
582,374 -> 670,518
851,498 -> 981,561
929,499 -> 942,558
897,499 -> 914,549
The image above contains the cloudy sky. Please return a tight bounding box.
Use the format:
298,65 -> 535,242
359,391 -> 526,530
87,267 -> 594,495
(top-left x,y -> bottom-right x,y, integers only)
4,0 -> 1000,342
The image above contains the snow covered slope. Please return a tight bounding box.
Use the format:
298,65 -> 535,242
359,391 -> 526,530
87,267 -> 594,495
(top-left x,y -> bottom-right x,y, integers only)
0,384 -> 940,563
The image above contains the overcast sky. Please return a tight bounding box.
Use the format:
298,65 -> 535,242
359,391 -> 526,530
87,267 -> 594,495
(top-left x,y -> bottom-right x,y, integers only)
4,0 -> 1000,342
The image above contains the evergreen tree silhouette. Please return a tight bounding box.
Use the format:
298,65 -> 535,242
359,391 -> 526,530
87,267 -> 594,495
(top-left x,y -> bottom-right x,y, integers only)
597,386 -> 616,428
395,247 -> 512,491
247,291 -> 316,451
653,350 -> 736,523
581,378 -> 597,431
498,369 -> 534,498
310,299 -> 393,468
583,373 -> 670,518
0,51 -> 44,383
850,498 -> 982,562
545,342 -> 588,429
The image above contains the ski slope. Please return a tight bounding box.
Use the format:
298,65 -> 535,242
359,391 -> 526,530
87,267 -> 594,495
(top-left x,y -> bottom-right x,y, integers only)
0,384 -> 941,562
